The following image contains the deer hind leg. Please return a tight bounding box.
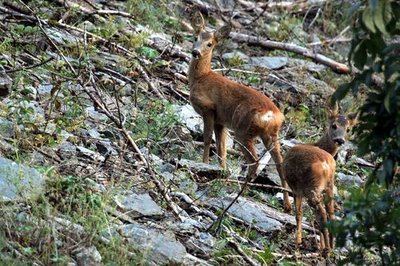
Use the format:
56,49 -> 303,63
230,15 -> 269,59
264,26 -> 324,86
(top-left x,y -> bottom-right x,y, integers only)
261,133 -> 291,213
325,181 -> 335,249
307,191 -> 330,252
202,111 -> 215,164
236,136 -> 258,180
294,195 -> 303,249
214,124 -> 227,169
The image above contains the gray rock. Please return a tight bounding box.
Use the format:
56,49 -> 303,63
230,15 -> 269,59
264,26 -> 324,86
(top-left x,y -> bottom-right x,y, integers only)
0,118 -> 14,138
74,246 -> 102,266
204,195 -> 284,232
260,163 -> 283,186
86,107 -> 109,123
167,125 -> 193,142
87,128 -> 101,139
96,141 -> 118,156
178,159 -> 223,176
174,217 -> 204,233
174,104 -> 203,135
336,173 -> 364,186
0,157 -> 45,201
120,223 -> 187,264
77,146 -> 105,162
114,192 -> 163,218
222,51 -> 249,63
0,65 -> 12,96
249,56 -> 288,70
58,141 -> 77,159
0,139 -> 15,156
78,21 -> 96,32
183,254 -> 212,266
46,28 -> 78,47
185,232 -> 215,255
159,162 -> 175,173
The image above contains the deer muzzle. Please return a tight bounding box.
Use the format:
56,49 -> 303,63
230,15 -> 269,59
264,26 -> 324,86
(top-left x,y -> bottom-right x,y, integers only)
333,138 -> 345,146
191,49 -> 201,58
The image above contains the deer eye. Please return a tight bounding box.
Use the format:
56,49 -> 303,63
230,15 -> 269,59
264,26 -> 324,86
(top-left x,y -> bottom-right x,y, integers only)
207,42 -> 212,47
331,124 -> 338,130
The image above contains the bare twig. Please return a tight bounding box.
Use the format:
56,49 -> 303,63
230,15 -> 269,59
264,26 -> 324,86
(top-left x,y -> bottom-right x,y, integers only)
5,57 -> 54,74
230,32 -> 349,74
227,239 -> 259,266
55,0 -> 134,19
220,179 -> 292,193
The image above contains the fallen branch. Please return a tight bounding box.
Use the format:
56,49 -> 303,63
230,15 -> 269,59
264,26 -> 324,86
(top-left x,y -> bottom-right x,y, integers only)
222,179 -> 292,193
55,0 -> 134,19
230,32 -> 349,74
227,239 -> 259,266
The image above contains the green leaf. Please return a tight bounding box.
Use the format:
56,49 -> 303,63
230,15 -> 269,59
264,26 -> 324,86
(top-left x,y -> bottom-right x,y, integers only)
333,83 -> 351,101
383,90 -> 391,112
374,0 -> 388,35
362,7 -> 376,33
353,40 -> 367,69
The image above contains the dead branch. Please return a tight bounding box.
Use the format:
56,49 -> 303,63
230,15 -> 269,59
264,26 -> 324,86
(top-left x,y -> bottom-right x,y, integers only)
230,32 -> 349,74
5,57 -> 54,74
54,0 -> 134,19
221,179 -> 292,193
227,239 -> 259,266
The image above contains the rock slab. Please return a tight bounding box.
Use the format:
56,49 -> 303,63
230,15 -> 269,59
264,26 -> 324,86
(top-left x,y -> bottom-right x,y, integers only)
120,223 -> 187,264
0,157 -> 45,201
115,192 -> 163,218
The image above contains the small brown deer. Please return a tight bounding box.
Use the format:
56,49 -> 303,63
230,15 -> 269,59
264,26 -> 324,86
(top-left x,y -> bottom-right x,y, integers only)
188,11 -> 291,212
283,103 -> 357,252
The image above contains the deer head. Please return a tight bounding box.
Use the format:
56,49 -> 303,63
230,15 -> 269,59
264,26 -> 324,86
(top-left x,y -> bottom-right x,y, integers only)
326,102 -> 358,147
190,11 -> 231,59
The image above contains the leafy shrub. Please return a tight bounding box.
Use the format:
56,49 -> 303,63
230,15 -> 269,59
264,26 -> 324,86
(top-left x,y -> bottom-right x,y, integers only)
332,0 -> 400,264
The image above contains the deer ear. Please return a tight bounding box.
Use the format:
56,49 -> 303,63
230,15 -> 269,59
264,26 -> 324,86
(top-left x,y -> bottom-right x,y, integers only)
214,24 -> 231,41
347,112 -> 358,126
191,11 -> 205,35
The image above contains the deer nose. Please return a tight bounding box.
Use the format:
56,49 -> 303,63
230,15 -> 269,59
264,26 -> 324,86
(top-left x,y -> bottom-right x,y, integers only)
191,49 -> 201,58
334,138 -> 345,145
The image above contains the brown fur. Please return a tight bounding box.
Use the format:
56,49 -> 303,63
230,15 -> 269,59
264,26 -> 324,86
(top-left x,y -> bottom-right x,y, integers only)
283,106 -> 357,253
189,12 -> 291,212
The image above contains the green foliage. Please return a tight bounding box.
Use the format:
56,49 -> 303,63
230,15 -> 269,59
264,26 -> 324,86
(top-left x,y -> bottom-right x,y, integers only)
226,53 -> 245,67
246,75 -> 261,86
333,0 -> 400,184
331,184 -> 400,265
331,1 -> 400,264
137,46 -> 159,59
131,99 -> 177,152
127,0 -> 168,30
256,245 -> 276,264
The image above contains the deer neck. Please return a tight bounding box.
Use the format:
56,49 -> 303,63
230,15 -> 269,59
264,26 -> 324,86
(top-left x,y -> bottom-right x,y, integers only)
314,133 -> 339,157
188,55 -> 212,87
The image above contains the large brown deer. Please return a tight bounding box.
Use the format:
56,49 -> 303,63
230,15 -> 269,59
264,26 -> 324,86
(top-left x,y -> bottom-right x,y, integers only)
283,103 -> 357,252
188,11 -> 291,212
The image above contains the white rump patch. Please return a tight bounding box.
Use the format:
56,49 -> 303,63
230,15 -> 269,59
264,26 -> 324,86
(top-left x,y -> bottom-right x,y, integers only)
322,161 -> 330,170
260,111 -> 274,122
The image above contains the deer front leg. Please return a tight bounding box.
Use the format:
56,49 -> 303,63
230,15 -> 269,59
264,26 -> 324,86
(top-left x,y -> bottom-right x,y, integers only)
214,124 -> 227,169
202,112 -> 215,164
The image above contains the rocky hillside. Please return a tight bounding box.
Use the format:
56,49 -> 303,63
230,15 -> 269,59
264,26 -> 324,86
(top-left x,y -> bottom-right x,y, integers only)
0,0 -> 374,265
